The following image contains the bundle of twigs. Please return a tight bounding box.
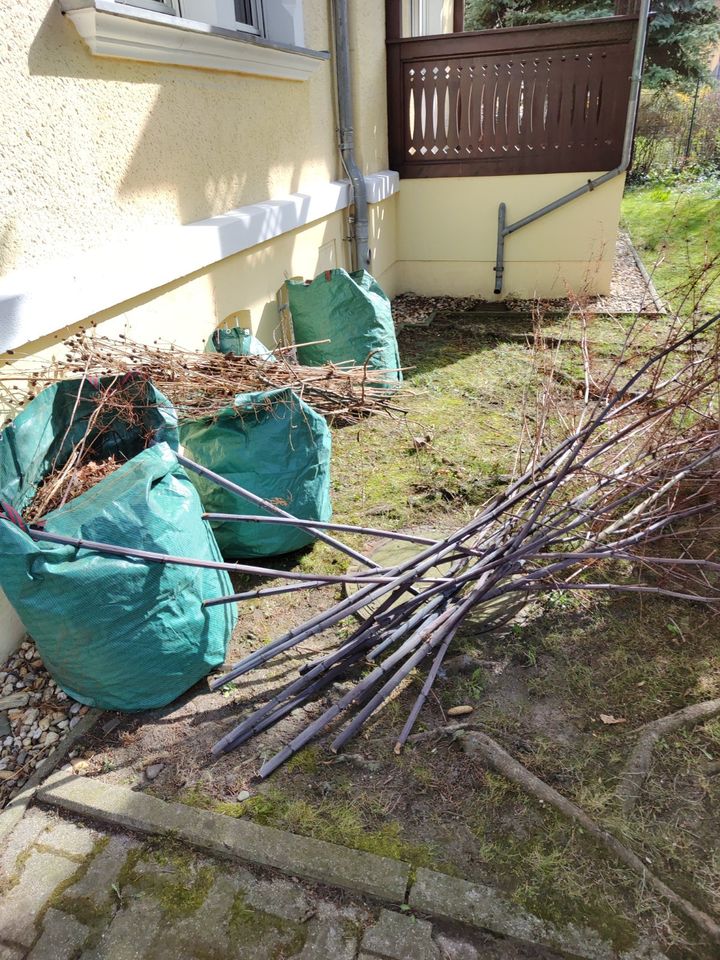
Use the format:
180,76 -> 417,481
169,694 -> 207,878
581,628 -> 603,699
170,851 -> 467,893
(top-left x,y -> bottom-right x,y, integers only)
9,334 -> 404,425
24,380 -> 154,523
209,313 -> 720,773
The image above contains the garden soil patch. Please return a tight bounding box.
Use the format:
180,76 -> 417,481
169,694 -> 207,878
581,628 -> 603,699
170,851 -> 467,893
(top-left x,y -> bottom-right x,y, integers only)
65,310 -> 720,960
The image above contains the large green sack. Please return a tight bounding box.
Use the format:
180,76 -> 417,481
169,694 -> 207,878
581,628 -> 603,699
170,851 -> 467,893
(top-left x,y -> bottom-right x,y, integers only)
286,269 -> 401,383
0,377 -> 235,711
180,387 -> 332,558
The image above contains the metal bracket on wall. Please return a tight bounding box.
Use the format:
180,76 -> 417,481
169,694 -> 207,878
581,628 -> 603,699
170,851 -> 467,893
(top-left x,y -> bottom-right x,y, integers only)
492,171 -> 622,296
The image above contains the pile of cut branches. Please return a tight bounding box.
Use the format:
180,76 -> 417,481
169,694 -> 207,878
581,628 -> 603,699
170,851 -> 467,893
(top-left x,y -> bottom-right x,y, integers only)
211,313 -> 720,770
203,311 -> 719,943
6,334 -> 404,426
24,380 -> 154,523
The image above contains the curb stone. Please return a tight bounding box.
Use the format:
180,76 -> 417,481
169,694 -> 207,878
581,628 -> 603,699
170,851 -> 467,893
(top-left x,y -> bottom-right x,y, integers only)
33,772 -> 669,960
409,869 -> 669,960
36,771 -> 410,903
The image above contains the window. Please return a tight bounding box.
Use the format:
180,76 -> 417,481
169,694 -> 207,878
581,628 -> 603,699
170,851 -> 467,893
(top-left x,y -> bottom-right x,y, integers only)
179,1 -> 263,35
61,0 -> 323,80
120,0 -> 264,35
117,0 -> 178,15
233,1 -> 264,34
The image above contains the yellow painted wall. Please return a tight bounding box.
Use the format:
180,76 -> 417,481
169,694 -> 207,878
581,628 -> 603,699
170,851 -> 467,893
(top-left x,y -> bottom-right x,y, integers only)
1,211 -> 349,384
395,173 -> 625,298
0,0 -> 391,277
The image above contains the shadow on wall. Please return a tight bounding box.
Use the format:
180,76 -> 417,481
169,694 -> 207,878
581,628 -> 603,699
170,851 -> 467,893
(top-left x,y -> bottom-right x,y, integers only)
25,1 -> 343,331
28,2 -> 156,81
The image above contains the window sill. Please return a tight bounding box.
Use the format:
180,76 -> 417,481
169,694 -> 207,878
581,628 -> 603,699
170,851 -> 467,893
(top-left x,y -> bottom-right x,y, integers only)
60,0 -> 329,81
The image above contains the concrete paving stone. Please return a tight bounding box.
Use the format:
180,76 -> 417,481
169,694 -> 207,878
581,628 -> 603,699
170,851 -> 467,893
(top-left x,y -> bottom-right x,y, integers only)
243,877 -> 314,922
408,870 -> 669,960
434,933 -> 479,960
0,851 -> 79,947
28,908 -> 89,960
297,917 -> 358,960
0,807 -> 52,879
64,836 -> 139,908
147,874 -> 240,960
38,772 -> 411,902
313,897 -> 370,933
361,909 -> 440,960
80,896 -> 163,960
0,945 -> 25,960
40,818 -> 99,858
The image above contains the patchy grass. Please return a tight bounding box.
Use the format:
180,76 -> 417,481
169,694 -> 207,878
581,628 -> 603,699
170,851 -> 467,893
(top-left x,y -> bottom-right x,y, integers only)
622,181 -> 720,314
181,782 -> 443,871
88,308 -> 720,957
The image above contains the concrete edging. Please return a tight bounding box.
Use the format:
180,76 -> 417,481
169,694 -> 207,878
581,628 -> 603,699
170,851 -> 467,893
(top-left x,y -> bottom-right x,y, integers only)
35,772 -> 668,960
36,771 -> 410,904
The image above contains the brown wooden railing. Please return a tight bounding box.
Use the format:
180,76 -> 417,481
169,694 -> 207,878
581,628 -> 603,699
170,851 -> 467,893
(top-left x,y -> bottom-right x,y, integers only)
386,15 -> 639,178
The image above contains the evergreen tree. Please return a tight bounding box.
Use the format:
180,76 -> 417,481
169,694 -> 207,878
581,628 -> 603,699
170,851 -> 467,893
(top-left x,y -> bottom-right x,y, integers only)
463,0 -> 720,87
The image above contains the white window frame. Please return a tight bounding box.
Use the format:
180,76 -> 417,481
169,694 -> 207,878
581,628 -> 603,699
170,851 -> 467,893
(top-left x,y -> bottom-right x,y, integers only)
119,0 -> 264,36
60,0 -> 323,80
231,0 -> 265,36
116,0 -> 179,15
178,0 -> 264,36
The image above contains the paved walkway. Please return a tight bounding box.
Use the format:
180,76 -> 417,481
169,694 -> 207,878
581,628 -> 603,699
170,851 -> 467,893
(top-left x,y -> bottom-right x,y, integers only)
0,805 -> 551,960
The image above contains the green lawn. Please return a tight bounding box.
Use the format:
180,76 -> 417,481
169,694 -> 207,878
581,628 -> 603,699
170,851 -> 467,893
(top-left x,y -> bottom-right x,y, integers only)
622,180 -> 720,315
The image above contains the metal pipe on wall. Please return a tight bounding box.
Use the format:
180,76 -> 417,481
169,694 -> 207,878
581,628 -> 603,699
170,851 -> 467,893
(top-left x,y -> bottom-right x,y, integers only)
493,0 -> 652,295
332,0 -> 370,271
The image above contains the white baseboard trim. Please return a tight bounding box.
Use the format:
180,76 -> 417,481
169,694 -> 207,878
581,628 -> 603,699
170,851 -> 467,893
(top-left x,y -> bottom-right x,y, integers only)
0,590 -> 25,663
0,171 -> 400,354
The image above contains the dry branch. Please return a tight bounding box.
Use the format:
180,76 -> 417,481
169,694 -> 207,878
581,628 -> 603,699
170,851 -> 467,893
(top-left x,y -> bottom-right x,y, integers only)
617,698 -> 720,814
4,334 -> 403,426
206,312 -> 720,776
461,729 -> 720,944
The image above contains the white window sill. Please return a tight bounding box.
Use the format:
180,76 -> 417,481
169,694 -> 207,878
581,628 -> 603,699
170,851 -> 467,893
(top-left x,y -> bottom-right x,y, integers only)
60,0 -> 329,81
0,171 -> 400,354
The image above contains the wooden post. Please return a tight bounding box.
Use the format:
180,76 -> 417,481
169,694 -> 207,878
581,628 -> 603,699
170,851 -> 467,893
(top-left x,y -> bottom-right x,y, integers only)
453,0 -> 464,33
385,0 -> 402,40
614,0 -> 640,14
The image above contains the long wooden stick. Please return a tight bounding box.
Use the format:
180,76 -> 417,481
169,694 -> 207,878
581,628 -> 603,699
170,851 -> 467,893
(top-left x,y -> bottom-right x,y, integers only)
462,730 -> 720,944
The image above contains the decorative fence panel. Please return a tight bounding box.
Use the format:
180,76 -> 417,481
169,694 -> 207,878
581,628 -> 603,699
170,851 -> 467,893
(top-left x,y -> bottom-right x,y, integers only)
387,16 -> 639,177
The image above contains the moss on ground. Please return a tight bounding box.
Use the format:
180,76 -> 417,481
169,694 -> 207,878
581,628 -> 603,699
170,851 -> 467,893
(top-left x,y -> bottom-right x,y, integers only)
116,840 -> 215,920
181,783 -> 441,871
228,892 -> 306,959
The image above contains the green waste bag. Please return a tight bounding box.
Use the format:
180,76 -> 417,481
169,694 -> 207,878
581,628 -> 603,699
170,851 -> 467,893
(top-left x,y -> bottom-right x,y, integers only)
0,377 -> 236,712
286,269 -> 401,384
206,327 -> 275,361
180,387 -> 332,558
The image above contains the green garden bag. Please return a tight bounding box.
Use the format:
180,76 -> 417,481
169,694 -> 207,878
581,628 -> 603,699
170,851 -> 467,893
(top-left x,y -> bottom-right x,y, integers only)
0,377 -> 235,711
286,269 -> 401,384
206,327 -> 275,361
180,387 -> 332,558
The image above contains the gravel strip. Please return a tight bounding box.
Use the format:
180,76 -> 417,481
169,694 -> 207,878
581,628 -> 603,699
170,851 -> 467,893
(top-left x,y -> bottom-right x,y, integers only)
392,233 -> 664,325
0,638 -> 90,808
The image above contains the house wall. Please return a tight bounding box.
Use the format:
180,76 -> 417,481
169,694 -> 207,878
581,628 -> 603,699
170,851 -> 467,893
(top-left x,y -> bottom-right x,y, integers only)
0,0 -> 626,657
0,0 -> 393,656
395,174 -> 625,299
0,1 -> 394,346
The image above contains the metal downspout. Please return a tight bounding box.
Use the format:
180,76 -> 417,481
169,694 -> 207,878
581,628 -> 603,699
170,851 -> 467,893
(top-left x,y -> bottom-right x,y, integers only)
332,0 -> 370,271
493,0 -> 652,295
